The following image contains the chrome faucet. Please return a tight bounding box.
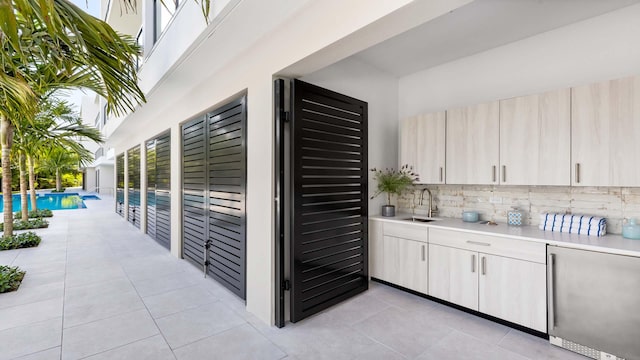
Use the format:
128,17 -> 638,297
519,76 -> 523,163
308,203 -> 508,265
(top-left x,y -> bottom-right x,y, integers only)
419,188 -> 438,218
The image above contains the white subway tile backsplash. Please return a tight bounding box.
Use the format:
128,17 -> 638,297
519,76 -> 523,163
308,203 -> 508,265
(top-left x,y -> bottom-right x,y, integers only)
398,185 -> 639,234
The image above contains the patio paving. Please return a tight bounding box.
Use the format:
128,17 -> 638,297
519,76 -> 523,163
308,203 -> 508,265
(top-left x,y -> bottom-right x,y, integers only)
0,195 -> 586,359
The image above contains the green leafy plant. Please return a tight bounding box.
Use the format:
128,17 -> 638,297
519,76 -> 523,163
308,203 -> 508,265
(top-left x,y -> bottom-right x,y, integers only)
0,265 -> 25,293
14,209 -> 53,218
0,232 -> 42,250
371,165 -> 419,205
0,218 -> 48,232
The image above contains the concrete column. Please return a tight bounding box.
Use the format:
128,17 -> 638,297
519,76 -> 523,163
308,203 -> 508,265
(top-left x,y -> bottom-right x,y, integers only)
170,124 -> 182,258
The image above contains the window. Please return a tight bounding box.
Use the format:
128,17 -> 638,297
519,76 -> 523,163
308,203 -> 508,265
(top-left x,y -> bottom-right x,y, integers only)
102,104 -> 108,125
135,27 -> 144,69
154,0 -> 178,42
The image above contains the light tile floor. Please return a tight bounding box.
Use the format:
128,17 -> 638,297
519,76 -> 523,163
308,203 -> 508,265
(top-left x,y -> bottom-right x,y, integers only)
0,195 -> 587,360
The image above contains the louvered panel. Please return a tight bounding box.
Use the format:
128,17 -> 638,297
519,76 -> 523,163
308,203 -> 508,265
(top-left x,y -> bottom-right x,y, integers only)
207,96 -> 247,300
146,139 -> 157,240
182,117 -> 207,267
155,132 -> 171,250
290,79 -> 368,322
116,154 -> 125,217
127,146 -> 141,228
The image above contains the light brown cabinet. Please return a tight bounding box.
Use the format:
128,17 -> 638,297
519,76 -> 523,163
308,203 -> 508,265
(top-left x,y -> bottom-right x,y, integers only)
499,89 -> 571,186
399,112 -> 446,184
428,228 -> 547,332
446,101 -> 500,185
571,75 -> 640,186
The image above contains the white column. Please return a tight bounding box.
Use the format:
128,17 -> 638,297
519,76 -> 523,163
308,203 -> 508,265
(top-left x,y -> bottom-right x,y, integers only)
170,124 -> 182,258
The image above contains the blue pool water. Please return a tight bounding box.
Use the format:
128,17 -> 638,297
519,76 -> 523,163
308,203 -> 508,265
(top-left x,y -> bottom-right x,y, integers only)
0,193 -> 90,212
82,195 -> 101,200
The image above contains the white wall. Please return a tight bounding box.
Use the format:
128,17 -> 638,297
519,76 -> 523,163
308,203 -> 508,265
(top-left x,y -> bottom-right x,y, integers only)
399,3 -> 640,118
83,168 -> 96,191
98,165 -> 115,196
301,57 -> 399,214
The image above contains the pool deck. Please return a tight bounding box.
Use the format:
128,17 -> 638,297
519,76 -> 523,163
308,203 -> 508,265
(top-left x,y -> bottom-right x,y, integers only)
0,194 -> 586,360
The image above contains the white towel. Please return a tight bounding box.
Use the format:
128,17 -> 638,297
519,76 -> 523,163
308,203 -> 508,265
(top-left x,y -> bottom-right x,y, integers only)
539,213 -> 607,237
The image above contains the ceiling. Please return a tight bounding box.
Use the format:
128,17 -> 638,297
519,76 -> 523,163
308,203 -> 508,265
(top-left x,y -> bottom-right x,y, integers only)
353,0 -> 640,77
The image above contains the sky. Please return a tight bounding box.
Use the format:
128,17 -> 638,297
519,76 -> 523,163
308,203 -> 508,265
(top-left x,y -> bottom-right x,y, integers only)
69,0 -> 101,18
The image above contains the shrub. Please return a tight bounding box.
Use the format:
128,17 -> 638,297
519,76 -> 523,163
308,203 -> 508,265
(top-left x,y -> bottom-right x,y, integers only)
0,232 -> 42,250
14,209 -> 54,218
0,219 -> 49,232
50,189 -> 66,193
0,265 -> 25,293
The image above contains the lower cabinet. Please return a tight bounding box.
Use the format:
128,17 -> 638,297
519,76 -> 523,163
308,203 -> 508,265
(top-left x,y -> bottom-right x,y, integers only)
479,254 -> 546,332
428,243 -> 546,332
383,236 -> 428,294
428,244 -> 478,310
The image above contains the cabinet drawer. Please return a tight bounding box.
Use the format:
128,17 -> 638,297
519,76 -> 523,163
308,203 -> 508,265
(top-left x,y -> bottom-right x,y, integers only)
383,222 -> 428,242
429,228 -> 546,263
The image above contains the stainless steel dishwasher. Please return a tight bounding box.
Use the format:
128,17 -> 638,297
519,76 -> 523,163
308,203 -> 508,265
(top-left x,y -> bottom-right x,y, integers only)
547,245 -> 640,360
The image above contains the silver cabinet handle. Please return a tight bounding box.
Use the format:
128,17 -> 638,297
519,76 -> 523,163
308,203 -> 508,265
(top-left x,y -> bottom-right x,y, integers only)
481,256 -> 486,275
466,240 -> 491,246
575,163 -> 580,184
502,165 -> 506,183
471,254 -> 476,273
439,167 -> 443,183
492,165 -> 497,182
421,245 -> 425,261
548,253 -> 556,330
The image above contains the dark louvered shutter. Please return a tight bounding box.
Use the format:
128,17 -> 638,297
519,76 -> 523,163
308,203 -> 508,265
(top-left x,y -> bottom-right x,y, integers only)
182,116 -> 207,268
155,132 -> 171,249
290,79 -> 368,322
146,140 -> 157,239
116,154 -> 125,216
127,146 -> 141,227
207,97 -> 247,299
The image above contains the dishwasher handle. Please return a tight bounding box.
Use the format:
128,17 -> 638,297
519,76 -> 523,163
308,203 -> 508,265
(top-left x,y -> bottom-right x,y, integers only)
548,253 -> 556,330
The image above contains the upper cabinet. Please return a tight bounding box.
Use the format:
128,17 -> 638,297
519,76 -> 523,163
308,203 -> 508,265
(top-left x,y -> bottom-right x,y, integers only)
399,112 -> 445,184
446,101 -> 500,185
572,75 -> 640,187
499,89 -> 571,186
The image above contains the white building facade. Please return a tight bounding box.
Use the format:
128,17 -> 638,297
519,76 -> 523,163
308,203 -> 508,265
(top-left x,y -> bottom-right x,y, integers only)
90,0 -> 640,327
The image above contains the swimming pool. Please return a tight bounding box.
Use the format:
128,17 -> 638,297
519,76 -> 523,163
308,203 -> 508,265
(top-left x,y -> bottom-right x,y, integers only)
0,193 -> 92,212
81,195 -> 101,200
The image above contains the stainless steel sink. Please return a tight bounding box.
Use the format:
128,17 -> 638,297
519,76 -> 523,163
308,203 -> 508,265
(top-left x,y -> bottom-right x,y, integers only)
402,217 -> 438,223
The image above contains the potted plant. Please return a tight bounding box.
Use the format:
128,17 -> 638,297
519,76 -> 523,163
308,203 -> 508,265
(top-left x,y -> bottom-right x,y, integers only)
371,165 -> 419,217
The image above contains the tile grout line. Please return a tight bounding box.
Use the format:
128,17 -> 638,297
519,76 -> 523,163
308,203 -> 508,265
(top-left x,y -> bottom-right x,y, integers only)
74,333 -> 161,360
59,215 -> 69,360
117,257 -> 178,360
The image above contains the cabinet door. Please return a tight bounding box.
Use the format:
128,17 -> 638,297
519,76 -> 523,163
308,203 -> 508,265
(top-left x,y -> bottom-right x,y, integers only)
416,112 -> 446,184
446,102 -> 499,184
572,75 -> 640,186
382,236 -> 401,284
369,220 -> 384,279
428,244 -> 478,310
383,236 -> 428,294
399,117 -> 418,171
500,89 -> 570,185
478,254 -> 546,332
399,239 -> 428,294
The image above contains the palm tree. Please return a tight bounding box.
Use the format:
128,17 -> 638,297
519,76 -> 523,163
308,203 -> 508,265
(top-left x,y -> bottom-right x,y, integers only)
39,145 -> 91,192
0,0 -> 144,235
13,98 -> 103,220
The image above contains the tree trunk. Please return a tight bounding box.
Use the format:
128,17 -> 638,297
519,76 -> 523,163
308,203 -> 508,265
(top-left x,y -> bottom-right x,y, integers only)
28,155 -> 37,211
19,152 -> 28,221
56,169 -> 62,192
1,116 -> 14,236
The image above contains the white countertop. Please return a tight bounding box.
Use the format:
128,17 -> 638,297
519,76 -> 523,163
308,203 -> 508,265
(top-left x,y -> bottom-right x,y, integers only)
370,214 -> 640,257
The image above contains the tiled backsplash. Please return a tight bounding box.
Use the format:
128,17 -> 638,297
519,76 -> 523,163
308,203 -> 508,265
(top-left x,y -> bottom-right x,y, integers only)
397,185 -> 640,234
